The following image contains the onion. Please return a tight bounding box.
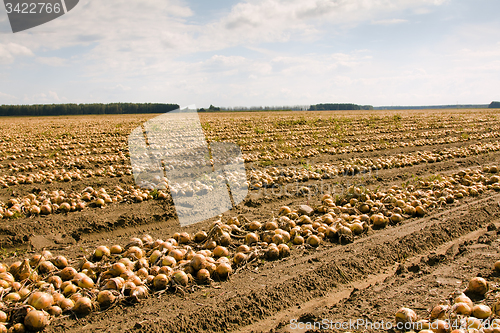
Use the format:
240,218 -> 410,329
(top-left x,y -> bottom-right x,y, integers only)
131,285 -> 149,300
349,222 -> 364,234
468,277 -> 488,295
104,277 -> 124,290
429,319 -> 449,333
30,206 -> 41,215
416,206 -> 426,216
494,260 -> 500,273
0,280 -> 9,289
52,256 -> 68,269
178,232 -> 191,244
120,270 -> 135,281
73,297 -> 93,316
171,270 -> 189,287
110,245 -> 123,254
109,263 -> 127,276
455,293 -> 473,308
28,292 -> 54,310
52,292 -> 65,304
149,250 -> 162,265
159,266 -> 173,276
271,234 -> 284,245
127,237 -> 143,248
62,283 -> 78,296
206,263 -> 216,275
190,254 -> 207,271
466,317 -> 482,329
135,258 -> 149,270
472,304 -> 491,319
77,276 -> 94,289
218,232 -> 232,246
245,233 -> 259,245
213,246 -> 229,258
390,213 -> 403,223
169,249 -> 185,262
371,214 -> 387,228
23,310 -> 49,331
40,204 -> 52,214
124,246 -> 143,260
196,269 -> 210,282
118,258 -> 135,270
278,244 -> 291,257
194,231 -> 208,243
153,274 -> 170,290
4,292 -> 21,302
233,252 -> 247,265
161,256 -> 176,267
11,281 -> 21,291
395,307 -> 417,324
58,298 -> 74,311
430,304 -> 450,320
97,290 -> 116,308
279,206 -> 292,215
5,266 -> 19,281
215,263 -> 232,279
159,242 -> 174,252
141,234 -> 154,244
9,323 -> 26,333
204,240 -> 217,250
248,221 -> 261,231
47,306 -> 62,316
293,235 -> 304,245
80,258 -> 94,270
452,302 -> 471,316
94,245 -> 110,260
18,288 -> 31,300
136,267 -> 149,279
0,311 -> 6,322
38,261 -> 56,274
266,246 -> 280,260
306,235 -> 321,247
59,267 -> 77,281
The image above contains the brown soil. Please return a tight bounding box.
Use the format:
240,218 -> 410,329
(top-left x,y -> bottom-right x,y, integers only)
1,112 -> 500,332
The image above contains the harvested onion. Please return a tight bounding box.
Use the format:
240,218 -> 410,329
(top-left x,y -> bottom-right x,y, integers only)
24,310 -> 49,331
468,277 -> 488,295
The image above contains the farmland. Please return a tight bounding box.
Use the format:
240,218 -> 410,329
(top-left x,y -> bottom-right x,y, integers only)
1,109 -> 500,332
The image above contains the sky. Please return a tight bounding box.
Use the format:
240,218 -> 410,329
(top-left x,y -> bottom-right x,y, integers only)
1,0 -> 500,108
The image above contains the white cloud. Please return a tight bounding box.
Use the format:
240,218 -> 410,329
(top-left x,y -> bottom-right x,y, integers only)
0,0 -> 451,79
372,19 -> 409,25
36,57 -> 68,67
0,91 -> 18,102
23,91 -> 62,103
0,43 -> 34,64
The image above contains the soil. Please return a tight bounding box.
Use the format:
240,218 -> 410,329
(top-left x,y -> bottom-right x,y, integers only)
1,112 -> 500,332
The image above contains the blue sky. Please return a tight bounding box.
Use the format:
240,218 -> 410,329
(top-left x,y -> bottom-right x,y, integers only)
1,0 -> 500,108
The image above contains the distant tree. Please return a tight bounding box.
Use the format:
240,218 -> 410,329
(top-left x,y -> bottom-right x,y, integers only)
208,105 -> 221,112
0,103 -> 179,117
308,103 -> 373,111
489,101 -> 500,108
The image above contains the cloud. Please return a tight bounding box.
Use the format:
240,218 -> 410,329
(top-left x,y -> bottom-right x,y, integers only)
371,19 -> 409,25
23,91 -> 62,103
0,0 -> 451,79
0,43 -> 34,64
36,57 -> 69,67
0,91 -> 18,102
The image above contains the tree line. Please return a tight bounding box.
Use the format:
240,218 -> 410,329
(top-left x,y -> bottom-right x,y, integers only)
0,103 -> 180,117
308,103 -> 373,111
489,101 -> 500,108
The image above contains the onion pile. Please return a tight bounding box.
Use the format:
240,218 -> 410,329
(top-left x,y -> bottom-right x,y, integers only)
394,275 -> 500,333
